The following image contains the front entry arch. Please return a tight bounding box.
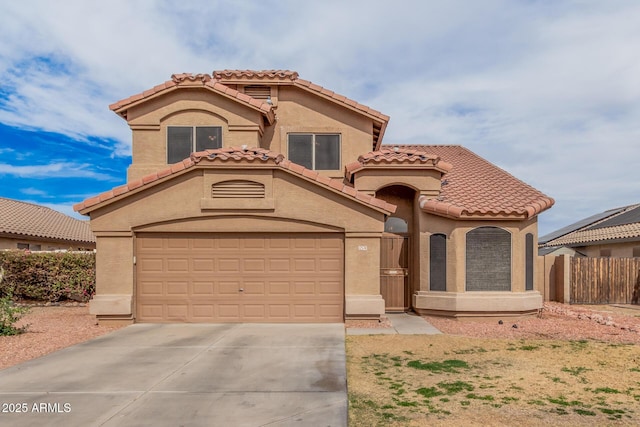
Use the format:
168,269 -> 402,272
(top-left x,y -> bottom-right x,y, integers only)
376,185 -> 416,312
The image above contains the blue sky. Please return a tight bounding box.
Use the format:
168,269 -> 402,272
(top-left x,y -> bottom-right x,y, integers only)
1,0 -> 639,236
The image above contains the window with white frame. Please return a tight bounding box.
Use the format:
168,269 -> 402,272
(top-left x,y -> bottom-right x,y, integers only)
287,134 -> 340,170
167,126 -> 222,164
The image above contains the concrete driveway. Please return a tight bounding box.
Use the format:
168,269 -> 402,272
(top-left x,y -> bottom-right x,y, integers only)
0,323 -> 347,427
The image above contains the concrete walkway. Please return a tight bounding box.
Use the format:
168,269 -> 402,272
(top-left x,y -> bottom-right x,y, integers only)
0,323 -> 347,427
346,312 -> 442,335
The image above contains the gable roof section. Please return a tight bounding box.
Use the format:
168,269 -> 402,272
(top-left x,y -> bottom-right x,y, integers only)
383,145 -> 554,220
111,70 -> 389,148
213,69 -> 389,149
540,204 -> 640,247
345,147 -> 453,181
109,73 -> 276,124
0,197 -> 95,243
74,147 -> 396,215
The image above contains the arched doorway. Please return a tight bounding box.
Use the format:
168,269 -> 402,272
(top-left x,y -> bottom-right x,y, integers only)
376,185 -> 416,312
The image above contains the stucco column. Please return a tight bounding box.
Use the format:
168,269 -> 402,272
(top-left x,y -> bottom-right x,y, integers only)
344,232 -> 385,319
90,233 -> 134,324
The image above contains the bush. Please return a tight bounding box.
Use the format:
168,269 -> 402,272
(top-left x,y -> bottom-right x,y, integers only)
0,293 -> 29,336
0,251 -> 95,303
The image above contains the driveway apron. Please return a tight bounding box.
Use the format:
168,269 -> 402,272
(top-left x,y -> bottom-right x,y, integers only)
0,323 -> 347,426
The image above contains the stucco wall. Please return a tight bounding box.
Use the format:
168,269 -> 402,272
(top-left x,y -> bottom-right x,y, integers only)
88,166 -> 388,321
123,85 -> 378,182
414,213 -> 542,316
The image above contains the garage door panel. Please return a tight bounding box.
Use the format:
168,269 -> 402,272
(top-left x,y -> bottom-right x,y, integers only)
167,282 -> 188,295
193,259 -> 215,271
219,281 -> 241,295
294,259 -> 316,272
167,259 -> 189,272
218,259 -> 240,272
139,281 -> 163,296
243,259 -> 266,272
136,233 -> 343,323
192,282 -> 215,295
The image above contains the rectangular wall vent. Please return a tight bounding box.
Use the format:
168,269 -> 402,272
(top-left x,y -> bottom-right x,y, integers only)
212,180 -> 265,198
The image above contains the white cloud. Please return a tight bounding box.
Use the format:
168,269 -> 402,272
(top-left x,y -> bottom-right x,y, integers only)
0,162 -> 115,180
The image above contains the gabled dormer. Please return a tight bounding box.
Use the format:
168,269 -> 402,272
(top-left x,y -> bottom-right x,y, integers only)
110,70 -> 389,182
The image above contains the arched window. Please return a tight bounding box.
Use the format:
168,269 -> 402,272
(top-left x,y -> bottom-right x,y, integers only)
430,234 -> 447,291
466,227 -> 511,291
525,233 -> 534,291
384,217 -> 408,233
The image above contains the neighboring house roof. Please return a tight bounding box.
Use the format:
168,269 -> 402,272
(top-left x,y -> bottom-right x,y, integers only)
110,70 -> 390,149
378,145 -> 554,220
344,147 -> 453,180
540,204 -> 640,247
0,197 -> 95,243
74,147 -> 396,215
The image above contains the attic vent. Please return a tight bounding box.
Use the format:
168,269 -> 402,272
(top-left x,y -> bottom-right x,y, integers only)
211,180 -> 265,198
244,85 -> 271,99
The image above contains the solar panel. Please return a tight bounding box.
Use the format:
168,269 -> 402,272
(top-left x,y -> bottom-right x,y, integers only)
538,206 -> 626,244
586,205 -> 640,230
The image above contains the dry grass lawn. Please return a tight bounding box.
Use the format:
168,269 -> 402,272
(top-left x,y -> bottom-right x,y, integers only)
348,333 -> 640,426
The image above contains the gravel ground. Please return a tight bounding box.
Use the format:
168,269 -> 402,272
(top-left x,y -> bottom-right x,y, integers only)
423,302 -> 640,344
2,302 -> 640,371
0,306 -> 124,370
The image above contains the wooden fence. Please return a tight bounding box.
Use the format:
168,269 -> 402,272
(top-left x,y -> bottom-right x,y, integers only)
570,257 -> 640,304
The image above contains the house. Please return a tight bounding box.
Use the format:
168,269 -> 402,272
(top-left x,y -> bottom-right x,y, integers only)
539,204 -> 640,258
0,197 -> 95,251
74,70 -> 554,324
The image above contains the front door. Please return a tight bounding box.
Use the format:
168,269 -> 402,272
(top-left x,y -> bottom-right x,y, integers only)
380,234 -> 410,312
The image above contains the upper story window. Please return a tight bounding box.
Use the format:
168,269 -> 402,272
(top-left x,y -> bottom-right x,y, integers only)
288,134 -> 340,170
167,126 -> 222,164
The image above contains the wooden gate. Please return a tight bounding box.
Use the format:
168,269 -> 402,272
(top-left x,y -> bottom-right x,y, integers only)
380,235 -> 410,312
570,257 -> 640,304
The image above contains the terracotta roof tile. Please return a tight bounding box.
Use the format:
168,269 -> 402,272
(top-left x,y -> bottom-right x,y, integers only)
382,145 -> 554,219
212,70 -> 299,81
0,197 -> 95,244
346,147 -> 453,180
76,148 -> 395,214
110,73 -> 275,124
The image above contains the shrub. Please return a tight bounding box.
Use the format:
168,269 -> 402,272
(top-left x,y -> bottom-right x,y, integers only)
0,293 -> 29,336
0,251 -> 95,302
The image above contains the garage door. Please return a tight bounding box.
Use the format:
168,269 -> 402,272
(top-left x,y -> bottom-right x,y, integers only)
135,233 -> 344,323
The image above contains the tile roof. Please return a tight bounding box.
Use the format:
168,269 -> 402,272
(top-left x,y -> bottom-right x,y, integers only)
213,69 -> 299,81
74,147 -> 396,214
0,197 -> 95,243
540,204 -> 640,247
109,73 -> 275,124
345,147 -> 453,180
110,70 -> 389,148
383,145 -> 554,219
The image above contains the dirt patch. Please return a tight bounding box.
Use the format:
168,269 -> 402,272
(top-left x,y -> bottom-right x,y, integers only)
0,306 -> 124,370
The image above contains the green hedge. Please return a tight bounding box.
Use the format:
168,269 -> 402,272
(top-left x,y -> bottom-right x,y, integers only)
0,251 -> 95,302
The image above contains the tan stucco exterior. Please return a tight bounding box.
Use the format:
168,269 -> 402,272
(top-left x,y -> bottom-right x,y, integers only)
80,72 -> 550,323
